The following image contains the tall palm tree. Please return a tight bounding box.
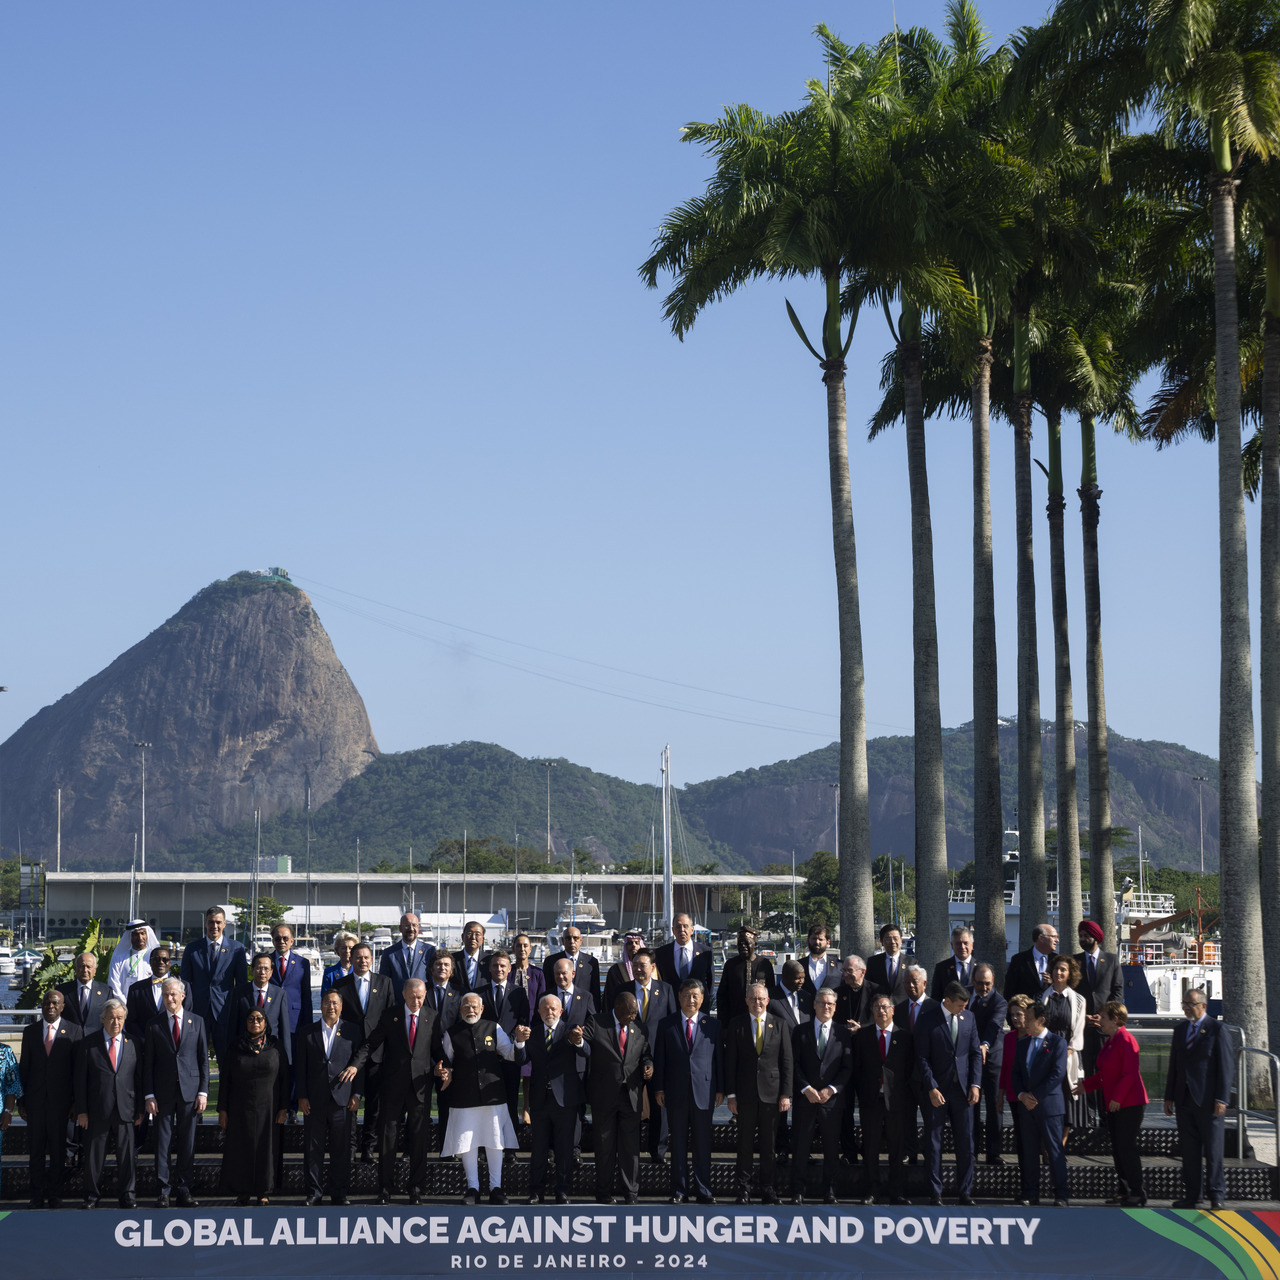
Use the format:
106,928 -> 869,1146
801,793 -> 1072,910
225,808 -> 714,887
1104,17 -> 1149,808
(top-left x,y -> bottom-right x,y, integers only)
1009,0 -> 1280,1054
639,30 -> 905,956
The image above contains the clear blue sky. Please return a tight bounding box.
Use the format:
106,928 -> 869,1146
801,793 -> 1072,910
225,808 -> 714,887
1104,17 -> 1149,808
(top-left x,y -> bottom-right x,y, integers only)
0,2 -> 1243,795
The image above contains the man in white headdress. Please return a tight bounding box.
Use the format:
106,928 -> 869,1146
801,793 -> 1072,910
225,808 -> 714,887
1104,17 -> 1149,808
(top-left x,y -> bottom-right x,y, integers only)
438,992 -> 531,1204
108,920 -> 160,1000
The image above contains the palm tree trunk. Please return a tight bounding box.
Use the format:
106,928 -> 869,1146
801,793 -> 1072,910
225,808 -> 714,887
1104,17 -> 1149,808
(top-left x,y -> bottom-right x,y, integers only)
822,275 -> 874,958
901,307 -> 949,970
1013,306 -> 1047,946
1079,413 -> 1115,952
1210,148 -> 1266,1055
971,330 -> 1005,980
1260,230 -> 1280,1050
1046,404 -> 1082,949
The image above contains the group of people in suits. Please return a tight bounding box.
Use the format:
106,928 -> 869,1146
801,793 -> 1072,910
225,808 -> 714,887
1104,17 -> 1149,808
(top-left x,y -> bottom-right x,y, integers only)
9,905 -> 1240,1213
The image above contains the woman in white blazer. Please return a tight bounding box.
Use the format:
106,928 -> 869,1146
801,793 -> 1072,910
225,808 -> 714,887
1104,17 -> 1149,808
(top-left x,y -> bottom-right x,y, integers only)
1046,955 -> 1089,1142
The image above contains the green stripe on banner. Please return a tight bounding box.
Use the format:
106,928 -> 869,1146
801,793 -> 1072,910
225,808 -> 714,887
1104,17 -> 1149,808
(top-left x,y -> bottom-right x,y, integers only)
1185,1212 -> 1272,1280
1124,1210 -> 1249,1280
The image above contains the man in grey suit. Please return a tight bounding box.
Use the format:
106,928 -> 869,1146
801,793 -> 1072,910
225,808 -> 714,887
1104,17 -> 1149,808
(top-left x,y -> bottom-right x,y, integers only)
142,978 -> 208,1208
57,952 -> 110,1029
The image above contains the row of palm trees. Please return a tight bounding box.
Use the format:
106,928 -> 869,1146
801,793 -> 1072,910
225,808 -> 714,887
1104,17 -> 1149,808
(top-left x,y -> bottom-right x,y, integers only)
640,0 -> 1280,1058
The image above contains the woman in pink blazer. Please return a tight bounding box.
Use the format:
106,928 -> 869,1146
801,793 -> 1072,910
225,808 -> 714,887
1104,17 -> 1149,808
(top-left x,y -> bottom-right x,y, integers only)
1076,1000 -> 1149,1205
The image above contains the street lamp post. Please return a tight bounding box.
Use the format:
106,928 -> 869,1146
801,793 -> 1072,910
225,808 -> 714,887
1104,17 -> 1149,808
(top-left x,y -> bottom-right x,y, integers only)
135,741 -> 152,873
541,761 -> 557,864
1192,775 -> 1209,874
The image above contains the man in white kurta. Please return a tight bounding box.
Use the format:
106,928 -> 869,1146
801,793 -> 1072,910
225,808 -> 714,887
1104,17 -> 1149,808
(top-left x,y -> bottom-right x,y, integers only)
439,993 -> 531,1204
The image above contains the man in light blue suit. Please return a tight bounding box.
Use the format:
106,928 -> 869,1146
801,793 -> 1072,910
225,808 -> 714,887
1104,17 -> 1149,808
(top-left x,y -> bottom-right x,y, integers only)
1011,1000 -> 1070,1206
180,906 -> 247,1063
379,913 -> 435,997
654,978 -> 722,1205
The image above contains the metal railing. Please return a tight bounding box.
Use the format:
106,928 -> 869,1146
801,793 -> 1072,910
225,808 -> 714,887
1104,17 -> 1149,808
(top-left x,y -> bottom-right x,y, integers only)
1237,1044 -> 1280,1168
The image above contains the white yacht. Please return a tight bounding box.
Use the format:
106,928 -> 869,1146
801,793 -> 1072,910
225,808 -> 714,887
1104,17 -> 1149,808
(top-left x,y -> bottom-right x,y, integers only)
546,887 -> 616,962
0,946 -> 14,976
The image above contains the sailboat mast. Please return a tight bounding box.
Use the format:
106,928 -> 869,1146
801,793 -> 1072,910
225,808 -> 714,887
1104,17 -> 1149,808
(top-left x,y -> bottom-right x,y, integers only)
661,745 -> 673,937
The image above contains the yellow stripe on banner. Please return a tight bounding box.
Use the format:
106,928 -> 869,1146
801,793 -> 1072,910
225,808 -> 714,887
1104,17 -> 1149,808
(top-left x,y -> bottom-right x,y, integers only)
1210,1212 -> 1280,1280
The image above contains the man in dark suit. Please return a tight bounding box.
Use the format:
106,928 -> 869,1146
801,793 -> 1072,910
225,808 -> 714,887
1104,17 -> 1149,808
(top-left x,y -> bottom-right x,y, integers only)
915,980 -> 983,1206
179,906 -> 247,1061
525,993 -> 589,1205
18,988 -> 81,1208
654,978 -> 721,1205
350,977 -> 444,1205
833,954 -> 881,1165
425,951 -> 464,1151
335,941 -> 394,1162
865,925 -> 909,1004
1074,918 -> 1124,1122
790,987 -> 853,1204
548,957 -> 596,1027
716,926 -> 776,1024
893,965 -> 935,1163
770,960 -> 813,1030
967,963 -> 1008,1163
126,944 -> 186,1042
855,996 -> 913,1204
142,978 -> 209,1208
724,981 -> 793,1205
378,912 -> 435,997
930,926 -> 978,999
628,949 -> 675,1162
603,929 -> 647,1011
74,998 -> 143,1209
57,951 -> 110,1030
223,952 -> 293,1063
297,989 -> 363,1205
655,913 -> 714,996
479,949 -> 532,1124
543,924 -> 601,1008
451,920 -> 491,994
1164,988 -> 1236,1209
1011,1000 -> 1070,1206
575,992 -> 653,1204
800,925 -> 840,999
268,924 -> 313,1092
1002,922 -> 1059,1001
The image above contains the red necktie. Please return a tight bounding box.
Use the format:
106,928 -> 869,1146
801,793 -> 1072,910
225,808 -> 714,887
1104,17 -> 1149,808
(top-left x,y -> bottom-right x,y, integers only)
173,1016 -> 181,1047
686,1019 -> 694,1050
257,989 -> 265,1009
108,1038 -> 119,1071
880,1031 -> 888,1061
619,1025 -> 627,1056
409,1013 -> 418,1050
278,957 -> 287,981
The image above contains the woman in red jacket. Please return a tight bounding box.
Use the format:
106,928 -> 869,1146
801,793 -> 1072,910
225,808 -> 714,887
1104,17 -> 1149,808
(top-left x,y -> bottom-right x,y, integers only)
1075,1000 -> 1148,1205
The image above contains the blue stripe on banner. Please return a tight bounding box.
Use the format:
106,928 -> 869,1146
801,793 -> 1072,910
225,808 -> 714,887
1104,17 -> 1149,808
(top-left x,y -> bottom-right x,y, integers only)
0,1206 -> 1254,1280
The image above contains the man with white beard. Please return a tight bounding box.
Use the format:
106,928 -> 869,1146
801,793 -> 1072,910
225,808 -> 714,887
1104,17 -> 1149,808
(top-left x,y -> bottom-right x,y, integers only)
438,992 -> 531,1204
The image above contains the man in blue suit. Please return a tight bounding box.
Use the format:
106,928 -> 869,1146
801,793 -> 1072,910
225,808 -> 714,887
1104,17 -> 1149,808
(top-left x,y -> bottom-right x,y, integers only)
269,923 -> 313,1106
180,906 -> 247,1062
1011,1000 -> 1070,1206
525,993 -> 590,1204
968,964 -> 1008,1163
379,914 -> 434,997
223,952 -> 293,1062
654,978 -> 722,1205
142,978 -> 209,1208
915,980 -> 983,1206
1164,988 -> 1236,1209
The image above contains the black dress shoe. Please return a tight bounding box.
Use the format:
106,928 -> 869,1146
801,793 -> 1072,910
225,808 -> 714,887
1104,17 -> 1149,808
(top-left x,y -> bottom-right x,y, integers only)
528,1193 -> 545,1205
377,1194 -> 392,1206
1122,1195 -> 1147,1208
555,1192 -> 569,1205
358,1150 -> 374,1165
331,1196 -> 350,1206
119,1195 -> 137,1209
491,1189 -> 509,1205
929,1196 -> 944,1207
408,1193 -> 422,1206
236,1196 -> 251,1207
958,1195 -> 975,1207
695,1195 -> 716,1206
669,1195 -> 687,1205
762,1191 -> 781,1205
861,1194 -> 876,1206
176,1192 -> 198,1208
624,1194 -> 639,1205
463,1188 -> 481,1206
597,1194 -> 616,1205
1015,1198 -> 1036,1207
83,1199 -> 98,1210
791,1193 -> 805,1206
1210,1198 -> 1227,1210
28,1197 -> 43,1210
890,1196 -> 910,1206
1172,1198 -> 1202,1209
824,1192 -> 839,1205
1053,1198 -> 1070,1208
735,1195 -> 750,1205
306,1195 -> 323,1207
